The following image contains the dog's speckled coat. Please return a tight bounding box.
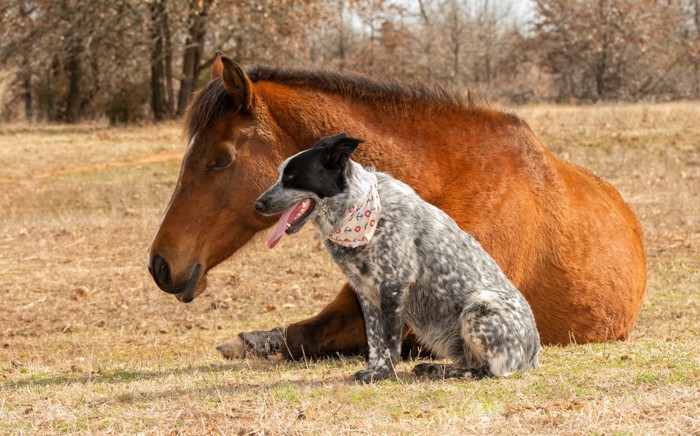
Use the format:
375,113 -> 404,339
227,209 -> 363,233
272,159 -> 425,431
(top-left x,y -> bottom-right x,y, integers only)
257,134 -> 540,382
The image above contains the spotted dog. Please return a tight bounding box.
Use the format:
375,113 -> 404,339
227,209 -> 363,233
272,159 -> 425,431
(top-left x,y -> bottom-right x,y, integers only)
255,132 -> 540,382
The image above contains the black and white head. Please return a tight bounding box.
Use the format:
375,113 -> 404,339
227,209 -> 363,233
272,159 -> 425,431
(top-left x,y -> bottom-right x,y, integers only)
255,132 -> 364,248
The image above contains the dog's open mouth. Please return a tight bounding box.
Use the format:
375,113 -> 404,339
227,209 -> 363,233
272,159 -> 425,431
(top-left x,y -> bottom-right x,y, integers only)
267,198 -> 316,249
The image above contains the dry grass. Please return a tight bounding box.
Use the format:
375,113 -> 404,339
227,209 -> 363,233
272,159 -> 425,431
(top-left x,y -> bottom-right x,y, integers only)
0,102 -> 698,434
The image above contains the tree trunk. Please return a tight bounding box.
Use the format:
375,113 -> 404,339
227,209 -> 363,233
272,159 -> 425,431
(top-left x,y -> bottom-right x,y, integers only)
150,0 -> 167,121
338,0 -> 346,71
450,4 -> 461,85
18,1 -> 33,122
162,0 -> 175,117
595,41 -> 608,100
81,53 -> 100,116
65,42 -> 82,124
177,0 -> 212,114
694,0 -> 699,99
417,0 -> 433,81
21,54 -> 32,122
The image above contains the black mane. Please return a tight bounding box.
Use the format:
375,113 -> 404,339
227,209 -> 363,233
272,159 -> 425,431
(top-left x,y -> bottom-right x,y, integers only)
185,65 -> 474,139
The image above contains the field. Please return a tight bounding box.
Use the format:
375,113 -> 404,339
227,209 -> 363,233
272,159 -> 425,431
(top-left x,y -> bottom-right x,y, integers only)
0,103 -> 698,434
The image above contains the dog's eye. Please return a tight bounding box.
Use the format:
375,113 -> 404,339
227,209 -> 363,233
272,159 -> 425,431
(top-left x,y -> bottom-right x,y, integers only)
284,173 -> 296,182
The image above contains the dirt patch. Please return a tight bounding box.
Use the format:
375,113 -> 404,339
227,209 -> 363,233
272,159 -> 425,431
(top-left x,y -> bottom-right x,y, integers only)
0,151 -> 183,185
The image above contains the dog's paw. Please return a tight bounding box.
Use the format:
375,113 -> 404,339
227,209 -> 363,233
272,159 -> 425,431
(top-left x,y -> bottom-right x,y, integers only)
413,363 -> 482,379
352,369 -> 389,384
235,328 -> 284,357
412,362 -> 443,378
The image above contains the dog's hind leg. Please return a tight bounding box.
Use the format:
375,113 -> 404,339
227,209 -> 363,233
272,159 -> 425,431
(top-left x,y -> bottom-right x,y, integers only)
412,339 -> 489,379
412,362 -> 490,379
459,293 -> 526,377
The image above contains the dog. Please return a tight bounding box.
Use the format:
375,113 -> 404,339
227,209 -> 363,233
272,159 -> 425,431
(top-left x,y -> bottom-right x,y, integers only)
255,132 -> 540,382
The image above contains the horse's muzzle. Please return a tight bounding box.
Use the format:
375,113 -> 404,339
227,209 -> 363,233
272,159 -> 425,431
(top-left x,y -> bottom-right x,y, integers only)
149,255 -> 202,302
175,263 -> 202,303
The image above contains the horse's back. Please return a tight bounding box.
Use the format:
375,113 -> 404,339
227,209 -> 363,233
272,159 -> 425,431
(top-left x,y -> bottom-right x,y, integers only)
430,116 -> 645,344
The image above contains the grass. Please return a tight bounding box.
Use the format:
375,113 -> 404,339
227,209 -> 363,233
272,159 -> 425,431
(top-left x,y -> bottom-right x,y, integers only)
0,103 -> 698,434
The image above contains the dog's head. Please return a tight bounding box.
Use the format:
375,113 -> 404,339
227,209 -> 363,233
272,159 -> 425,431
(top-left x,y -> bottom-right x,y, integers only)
255,132 -> 364,248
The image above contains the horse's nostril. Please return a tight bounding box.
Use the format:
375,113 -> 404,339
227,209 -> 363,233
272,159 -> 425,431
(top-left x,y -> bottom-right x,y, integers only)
152,254 -> 171,286
254,201 -> 265,212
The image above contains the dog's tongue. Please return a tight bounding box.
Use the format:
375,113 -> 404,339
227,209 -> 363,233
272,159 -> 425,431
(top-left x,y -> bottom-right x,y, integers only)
267,200 -> 305,249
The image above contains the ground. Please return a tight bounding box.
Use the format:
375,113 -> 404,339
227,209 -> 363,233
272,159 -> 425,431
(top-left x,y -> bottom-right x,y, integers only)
0,102 -> 698,434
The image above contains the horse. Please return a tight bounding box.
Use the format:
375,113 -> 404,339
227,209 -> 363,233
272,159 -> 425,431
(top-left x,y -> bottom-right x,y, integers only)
147,55 -> 646,359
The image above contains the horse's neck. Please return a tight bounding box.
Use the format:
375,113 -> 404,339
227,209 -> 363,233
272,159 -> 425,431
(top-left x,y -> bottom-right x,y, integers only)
270,89 -> 457,200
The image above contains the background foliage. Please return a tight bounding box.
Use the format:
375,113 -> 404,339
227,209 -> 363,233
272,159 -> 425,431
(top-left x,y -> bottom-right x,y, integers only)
0,0 -> 698,123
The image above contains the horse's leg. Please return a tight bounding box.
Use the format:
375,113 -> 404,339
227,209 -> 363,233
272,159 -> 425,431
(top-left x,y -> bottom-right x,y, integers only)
279,283 -> 368,360
217,284 -> 429,360
217,284 -> 366,360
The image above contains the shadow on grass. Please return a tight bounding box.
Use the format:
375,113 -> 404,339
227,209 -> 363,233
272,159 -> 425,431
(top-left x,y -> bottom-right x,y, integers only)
1,358 -> 383,405
2,361 -> 253,389
90,376 -> 345,406
2,357 -> 468,401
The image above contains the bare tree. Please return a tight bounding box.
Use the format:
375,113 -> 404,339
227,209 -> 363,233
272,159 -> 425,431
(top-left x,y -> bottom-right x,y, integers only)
149,0 -> 170,120
533,0 -> 698,102
176,0 -> 213,113
0,0 -> 696,123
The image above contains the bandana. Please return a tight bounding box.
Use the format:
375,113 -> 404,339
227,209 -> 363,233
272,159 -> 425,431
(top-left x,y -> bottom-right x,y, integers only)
327,173 -> 381,248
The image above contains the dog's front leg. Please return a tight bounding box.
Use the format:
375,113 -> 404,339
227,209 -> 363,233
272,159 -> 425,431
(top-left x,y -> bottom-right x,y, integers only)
352,291 -> 392,383
352,284 -> 406,383
379,284 -> 405,366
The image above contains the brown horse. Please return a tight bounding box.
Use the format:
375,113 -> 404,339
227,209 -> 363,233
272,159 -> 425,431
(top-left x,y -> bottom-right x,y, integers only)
148,56 -> 646,358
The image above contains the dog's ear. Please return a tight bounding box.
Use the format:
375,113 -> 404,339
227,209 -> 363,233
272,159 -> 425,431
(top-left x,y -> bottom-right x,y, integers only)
312,132 -> 347,149
321,132 -> 364,169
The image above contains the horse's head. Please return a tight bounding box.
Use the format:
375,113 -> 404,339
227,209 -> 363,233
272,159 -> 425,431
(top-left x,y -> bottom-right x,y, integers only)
148,56 -> 290,302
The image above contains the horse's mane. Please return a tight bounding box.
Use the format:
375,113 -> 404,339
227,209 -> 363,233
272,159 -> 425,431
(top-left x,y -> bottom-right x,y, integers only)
185,65 -> 476,139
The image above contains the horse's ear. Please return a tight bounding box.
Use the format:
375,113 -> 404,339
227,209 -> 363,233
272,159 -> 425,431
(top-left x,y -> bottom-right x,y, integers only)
211,52 -> 224,81
220,56 -> 254,112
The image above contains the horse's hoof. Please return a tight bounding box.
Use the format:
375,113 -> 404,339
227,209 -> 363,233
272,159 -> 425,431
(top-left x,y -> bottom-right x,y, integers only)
236,328 -> 284,357
216,337 -> 248,360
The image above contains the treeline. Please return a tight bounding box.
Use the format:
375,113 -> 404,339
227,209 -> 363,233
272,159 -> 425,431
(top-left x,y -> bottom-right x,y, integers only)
0,0 -> 697,124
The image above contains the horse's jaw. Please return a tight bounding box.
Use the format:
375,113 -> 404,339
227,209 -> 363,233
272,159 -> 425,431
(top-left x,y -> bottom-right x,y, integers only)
173,263 -> 208,303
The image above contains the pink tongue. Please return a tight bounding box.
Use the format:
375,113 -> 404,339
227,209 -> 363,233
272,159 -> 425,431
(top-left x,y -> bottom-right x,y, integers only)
267,200 -> 305,249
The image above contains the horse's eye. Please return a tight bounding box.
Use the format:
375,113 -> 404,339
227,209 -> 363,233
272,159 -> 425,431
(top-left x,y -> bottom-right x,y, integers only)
207,154 -> 232,172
